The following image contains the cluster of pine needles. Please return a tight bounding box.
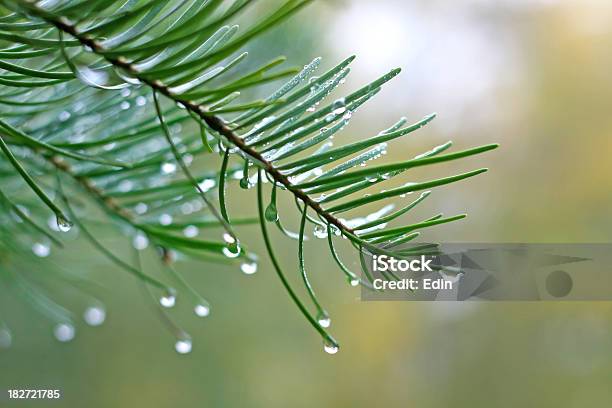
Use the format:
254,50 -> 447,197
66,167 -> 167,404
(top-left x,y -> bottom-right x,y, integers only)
0,0 -> 497,353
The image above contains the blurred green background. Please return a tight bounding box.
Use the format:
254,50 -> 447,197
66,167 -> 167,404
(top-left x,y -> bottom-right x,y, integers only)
2,0 -> 612,406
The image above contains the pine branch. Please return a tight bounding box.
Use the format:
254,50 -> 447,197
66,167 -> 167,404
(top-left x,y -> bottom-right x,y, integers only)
0,0 -> 500,351
37,12 -> 355,238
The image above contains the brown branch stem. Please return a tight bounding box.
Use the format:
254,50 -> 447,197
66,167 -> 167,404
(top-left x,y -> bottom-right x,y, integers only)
48,15 -> 354,236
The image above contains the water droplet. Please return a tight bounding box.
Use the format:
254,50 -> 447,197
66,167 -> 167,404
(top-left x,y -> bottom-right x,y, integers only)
194,304 -> 210,317
349,276 -> 360,287
83,306 -> 106,326
132,233 -> 149,250
32,242 -> 50,257
120,101 -> 130,110
47,215 -> 60,231
366,175 -> 378,183
313,225 -> 328,239
175,338 -> 192,354
0,328 -> 12,349
159,213 -> 173,226
160,291 -> 176,308
223,233 -> 235,245
183,225 -> 199,238
180,202 -> 194,215
323,340 -> 339,355
197,179 -> 215,192
161,162 -> 177,175
54,323 -> 75,342
317,311 -> 331,328
325,113 -> 336,123
239,177 -> 250,189
343,111 -> 353,120
332,98 -> 346,115
58,111 -> 71,122
222,244 -> 241,259
240,261 -> 258,275
134,202 -> 148,214
121,88 -> 131,97
118,180 -> 133,192
264,203 -> 278,222
136,95 -> 147,106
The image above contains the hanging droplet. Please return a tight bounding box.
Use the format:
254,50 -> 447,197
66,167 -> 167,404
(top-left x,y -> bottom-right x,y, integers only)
194,304 -> 210,317
0,328 -> 12,349
32,242 -> 50,258
317,310 -> 331,328
222,243 -> 241,259
349,276 -> 360,287
83,306 -> 106,326
323,340 -> 339,355
240,261 -> 258,275
313,225 -> 328,239
175,338 -> 192,354
239,160 -> 250,189
132,233 -> 149,250
53,323 -> 75,342
239,176 -> 250,189
160,290 -> 176,308
264,203 -> 278,222
55,215 -> 72,233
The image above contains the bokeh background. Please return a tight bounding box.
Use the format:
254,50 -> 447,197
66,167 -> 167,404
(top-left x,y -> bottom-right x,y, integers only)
2,0 -> 612,406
